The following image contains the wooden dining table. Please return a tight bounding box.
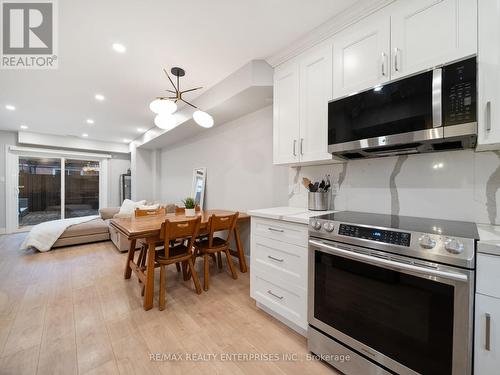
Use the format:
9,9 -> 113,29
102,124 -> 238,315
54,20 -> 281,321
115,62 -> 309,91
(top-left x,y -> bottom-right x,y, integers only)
110,210 -> 250,310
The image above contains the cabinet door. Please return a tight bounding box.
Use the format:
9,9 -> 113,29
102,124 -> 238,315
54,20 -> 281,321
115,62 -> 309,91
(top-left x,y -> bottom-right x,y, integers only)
332,12 -> 390,99
477,0 -> 500,150
475,294 -> 500,375
273,62 -> 300,164
391,0 -> 477,79
299,43 -> 333,163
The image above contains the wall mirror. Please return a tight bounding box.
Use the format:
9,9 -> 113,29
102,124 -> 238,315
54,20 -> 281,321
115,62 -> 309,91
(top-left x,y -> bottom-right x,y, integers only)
191,168 -> 206,210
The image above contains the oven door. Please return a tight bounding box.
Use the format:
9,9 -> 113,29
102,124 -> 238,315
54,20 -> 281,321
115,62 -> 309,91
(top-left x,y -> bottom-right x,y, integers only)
308,239 -> 474,375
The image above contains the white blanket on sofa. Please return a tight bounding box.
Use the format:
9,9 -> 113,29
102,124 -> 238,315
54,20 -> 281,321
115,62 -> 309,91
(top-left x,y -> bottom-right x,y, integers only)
21,215 -> 100,252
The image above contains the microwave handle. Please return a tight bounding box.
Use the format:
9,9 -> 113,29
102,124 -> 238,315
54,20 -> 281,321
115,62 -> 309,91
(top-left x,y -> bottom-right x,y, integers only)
432,68 -> 442,128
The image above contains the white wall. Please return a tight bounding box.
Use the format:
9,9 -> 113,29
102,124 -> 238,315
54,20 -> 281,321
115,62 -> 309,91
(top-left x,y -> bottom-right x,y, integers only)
0,131 -> 17,231
107,156 -> 131,207
289,149 -> 500,225
159,105 -> 288,210
130,145 -> 160,203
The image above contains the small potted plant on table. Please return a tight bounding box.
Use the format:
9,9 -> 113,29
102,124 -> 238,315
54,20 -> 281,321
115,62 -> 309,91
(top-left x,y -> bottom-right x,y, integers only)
183,197 -> 196,217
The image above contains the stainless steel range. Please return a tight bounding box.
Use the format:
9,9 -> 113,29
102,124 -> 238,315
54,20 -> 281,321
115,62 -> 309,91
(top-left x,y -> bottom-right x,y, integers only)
307,211 -> 477,375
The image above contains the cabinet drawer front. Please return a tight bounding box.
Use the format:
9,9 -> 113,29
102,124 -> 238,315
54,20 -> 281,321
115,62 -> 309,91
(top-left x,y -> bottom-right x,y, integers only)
252,218 -> 308,247
475,294 -> 500,374
477,253 -> 500,299
252,269 -> 307,329
252,235 -> 307,289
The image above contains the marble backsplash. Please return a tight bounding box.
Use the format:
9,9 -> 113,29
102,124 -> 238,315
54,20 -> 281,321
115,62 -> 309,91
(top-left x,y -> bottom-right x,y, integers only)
288,149 -> 500,225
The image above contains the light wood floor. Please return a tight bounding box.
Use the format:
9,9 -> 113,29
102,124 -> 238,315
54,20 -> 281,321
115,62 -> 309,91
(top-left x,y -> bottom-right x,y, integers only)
0,233 -> 337,375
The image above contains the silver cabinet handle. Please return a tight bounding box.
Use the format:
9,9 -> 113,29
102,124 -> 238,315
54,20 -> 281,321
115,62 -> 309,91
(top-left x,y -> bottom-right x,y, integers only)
267,290 -> 284,300
300,138 -> 304,156
486,101 -> 492,131
486,313 -> 491,351
268,227 -> 284,233
381,52 -> 387,76
293,140 -> 297,156
394,48 -> 400,72
267,255 -> 284,262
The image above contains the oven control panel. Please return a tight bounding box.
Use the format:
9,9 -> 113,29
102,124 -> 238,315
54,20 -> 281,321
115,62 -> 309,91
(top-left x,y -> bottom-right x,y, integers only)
338,224 -> 411,247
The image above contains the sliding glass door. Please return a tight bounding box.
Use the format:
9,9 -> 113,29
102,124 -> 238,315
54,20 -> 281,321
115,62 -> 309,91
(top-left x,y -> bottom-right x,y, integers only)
18,157 -> 62,227
12,154 -> 104,230
64,160 -> 100,218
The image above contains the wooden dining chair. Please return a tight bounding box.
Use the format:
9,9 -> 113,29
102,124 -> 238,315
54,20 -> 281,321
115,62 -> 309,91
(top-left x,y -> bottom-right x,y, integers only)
135,206 -> 167,272
156,217 -> 202,310
194,212 -> 239,291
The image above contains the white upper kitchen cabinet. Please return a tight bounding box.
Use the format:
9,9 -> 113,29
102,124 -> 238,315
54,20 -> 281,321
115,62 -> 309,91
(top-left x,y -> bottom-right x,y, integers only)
273,60 -> 300,164
299,43 -> 333,163
477,0 -> 500,150
390,0 -> 477,80
332,11 -> 390,99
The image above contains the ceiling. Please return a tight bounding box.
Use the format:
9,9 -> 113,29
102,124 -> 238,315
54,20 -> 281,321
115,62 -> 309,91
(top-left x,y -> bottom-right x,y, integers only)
0,0 -> 356,144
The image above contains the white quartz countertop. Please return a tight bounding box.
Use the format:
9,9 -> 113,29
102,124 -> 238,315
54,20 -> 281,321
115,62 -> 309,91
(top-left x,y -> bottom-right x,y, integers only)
247,207 -> 336,225
477,224 -> 500,256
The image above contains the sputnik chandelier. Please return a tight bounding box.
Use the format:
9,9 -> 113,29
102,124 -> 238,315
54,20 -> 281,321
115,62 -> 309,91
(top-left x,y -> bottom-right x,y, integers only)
149,67 -> 214,130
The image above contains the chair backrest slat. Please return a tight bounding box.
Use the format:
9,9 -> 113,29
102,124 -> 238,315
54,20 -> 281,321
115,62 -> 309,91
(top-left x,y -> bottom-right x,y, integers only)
207,212 -> 239,247
135,206 -> 166,217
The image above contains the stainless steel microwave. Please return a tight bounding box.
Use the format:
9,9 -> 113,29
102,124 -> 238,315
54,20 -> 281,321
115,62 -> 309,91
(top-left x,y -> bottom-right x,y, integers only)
328,57 -> 477,159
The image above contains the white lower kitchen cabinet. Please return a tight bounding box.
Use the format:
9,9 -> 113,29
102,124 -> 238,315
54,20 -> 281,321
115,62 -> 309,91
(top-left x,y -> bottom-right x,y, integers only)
475,252 -> 500,374
250,217 -> 309,335
475,294 -> 500,375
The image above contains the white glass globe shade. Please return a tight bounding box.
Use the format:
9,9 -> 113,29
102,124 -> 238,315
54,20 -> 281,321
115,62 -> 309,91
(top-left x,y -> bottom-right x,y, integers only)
193,110 -> 214,128
149,99 -> 177,114
154,113 -> 177,130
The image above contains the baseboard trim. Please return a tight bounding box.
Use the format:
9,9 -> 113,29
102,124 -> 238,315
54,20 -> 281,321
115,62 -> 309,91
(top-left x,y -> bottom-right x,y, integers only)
0,228 -> 5,235
256,301 -> 307,337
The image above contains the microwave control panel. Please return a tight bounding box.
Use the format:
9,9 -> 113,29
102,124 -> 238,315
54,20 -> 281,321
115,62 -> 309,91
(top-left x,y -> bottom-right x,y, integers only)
443,57 -> 477,126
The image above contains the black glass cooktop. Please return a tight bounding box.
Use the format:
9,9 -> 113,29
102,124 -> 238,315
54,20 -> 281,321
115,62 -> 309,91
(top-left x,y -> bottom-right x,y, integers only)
315,211 -> 479,240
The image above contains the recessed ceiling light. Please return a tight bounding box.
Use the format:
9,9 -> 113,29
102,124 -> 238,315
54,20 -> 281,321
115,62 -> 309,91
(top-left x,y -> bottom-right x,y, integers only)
5,104 -> 15,111
95,94 -> 105,101
86,119 -> 94,124
82,133 -> 89,138
123,138 -> 132,143
137,128 -> 144,132
20,125 -> 28,130
112,43 -> 126,53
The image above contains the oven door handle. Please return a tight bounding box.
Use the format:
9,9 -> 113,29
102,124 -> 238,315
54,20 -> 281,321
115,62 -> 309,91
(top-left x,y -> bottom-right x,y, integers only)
309,239 -> 468,282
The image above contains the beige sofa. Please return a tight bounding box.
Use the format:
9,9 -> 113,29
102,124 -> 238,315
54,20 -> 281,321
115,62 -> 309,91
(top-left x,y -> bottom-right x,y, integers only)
52,205 -> 176,252
52,217 -> 110,248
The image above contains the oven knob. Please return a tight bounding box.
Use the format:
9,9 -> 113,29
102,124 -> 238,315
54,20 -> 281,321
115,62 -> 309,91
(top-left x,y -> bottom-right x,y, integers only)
311,220 -> 322,230
419,234 -> 436,249
445,238 -> 464,254
323,222 -> 335,232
